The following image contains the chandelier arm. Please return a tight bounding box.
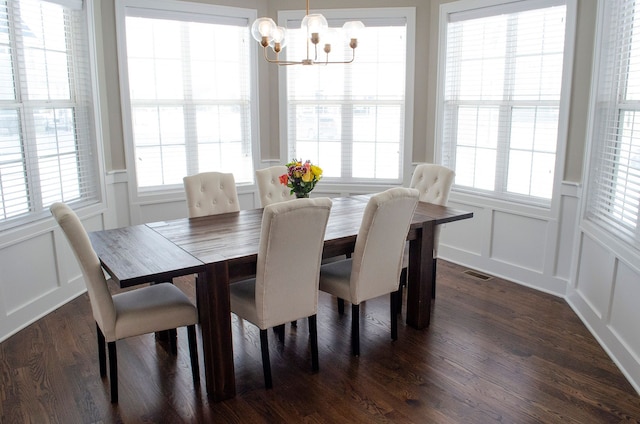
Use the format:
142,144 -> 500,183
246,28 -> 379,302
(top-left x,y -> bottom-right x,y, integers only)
262,46 -> 304,65
320,48 -> 355,65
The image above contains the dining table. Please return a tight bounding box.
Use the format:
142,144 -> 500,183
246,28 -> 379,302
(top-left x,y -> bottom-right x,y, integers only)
88,194 -> 473,401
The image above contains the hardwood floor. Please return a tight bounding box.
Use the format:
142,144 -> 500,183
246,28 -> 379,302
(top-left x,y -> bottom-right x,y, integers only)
1,260 -> 639,423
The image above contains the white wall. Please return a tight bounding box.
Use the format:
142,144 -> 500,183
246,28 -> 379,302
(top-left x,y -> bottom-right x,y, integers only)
566,222 -> 640,394
0,206 -> 107,342
440,181 -> 580,297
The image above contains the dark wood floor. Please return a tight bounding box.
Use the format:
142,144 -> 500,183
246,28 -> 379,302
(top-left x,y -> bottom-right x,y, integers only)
1,260 -> 639,423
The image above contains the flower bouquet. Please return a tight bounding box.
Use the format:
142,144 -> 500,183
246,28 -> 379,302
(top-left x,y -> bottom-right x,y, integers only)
279,159 -> 323,198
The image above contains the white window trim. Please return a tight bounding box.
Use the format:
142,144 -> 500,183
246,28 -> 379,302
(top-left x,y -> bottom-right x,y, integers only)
434,0 -> 577,216
276,7 -> 416,188
114,0 -> 260,206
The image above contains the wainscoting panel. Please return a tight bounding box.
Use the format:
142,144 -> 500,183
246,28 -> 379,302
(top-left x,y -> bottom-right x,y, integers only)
568,228 -> 640,394
0,208 -> 106,343
0,232 -> 59,315
439,201 -> 484,256
610,259 -> 640,362
575,234 -> 615,319
491,210 -> 548,271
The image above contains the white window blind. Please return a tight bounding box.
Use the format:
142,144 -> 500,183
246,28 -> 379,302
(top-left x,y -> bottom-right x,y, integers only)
0,0 -> 98,226
585,0 -> 640,248
119,1 -> 255,191
439,0 -> 571,206
283,10 -> 410,183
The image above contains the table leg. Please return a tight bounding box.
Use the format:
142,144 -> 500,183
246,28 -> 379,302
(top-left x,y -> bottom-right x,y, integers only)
406,220 -> 435,329
197,263 -> 236,401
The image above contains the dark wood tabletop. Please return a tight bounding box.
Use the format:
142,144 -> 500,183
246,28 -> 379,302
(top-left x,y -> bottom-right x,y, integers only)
88,224 -> 204,288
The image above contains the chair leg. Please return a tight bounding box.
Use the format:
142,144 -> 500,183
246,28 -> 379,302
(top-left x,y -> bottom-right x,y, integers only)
274,324 -> 285,344
351,304 -> 360,357
337,298 -> 345,315
390,291 -> 398,341
432,257 -> 437,298
96,323 -> 106,377
259,329 -> 273,389
169,328 -> 178,355
308,315 -> 319,372
108,341 -> 118,403
187,324 -> 200,384
398,266 -> 407,315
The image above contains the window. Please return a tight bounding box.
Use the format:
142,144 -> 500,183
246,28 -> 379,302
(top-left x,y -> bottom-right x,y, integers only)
116,0 -> 256,192
281,8 -> 415,184
585,0 -> 640,248
437,0 -> 575,207
0,0 -> 99,226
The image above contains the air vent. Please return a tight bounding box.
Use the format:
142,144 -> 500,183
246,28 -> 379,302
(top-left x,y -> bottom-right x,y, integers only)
463,270 -> 492,281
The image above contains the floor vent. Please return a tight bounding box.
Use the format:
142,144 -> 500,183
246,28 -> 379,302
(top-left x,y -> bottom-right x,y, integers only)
463,270 -> 492,281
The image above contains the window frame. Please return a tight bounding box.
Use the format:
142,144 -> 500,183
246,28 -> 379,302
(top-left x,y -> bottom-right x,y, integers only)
0,0 -> 104,230
277,7 -> 416,187
114,0 -> 260,200
583,0 -> 640,251
434,0 -> 577,211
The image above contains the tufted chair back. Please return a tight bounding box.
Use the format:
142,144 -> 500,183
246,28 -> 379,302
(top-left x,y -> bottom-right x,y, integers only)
256,166 -> 295,207
410,163 -> 455,205
410,164 -> 455,251
50,202 -> 116,338
183,172 -> 240,218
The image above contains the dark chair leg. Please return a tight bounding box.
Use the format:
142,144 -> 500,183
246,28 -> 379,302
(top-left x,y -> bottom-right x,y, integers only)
187,324 -> 200,384
337,298 -> 345,315
390,291 -> 398,341
169,328 -> 178,355
260,329 -> 273,389
97,323 -> 106,377
351,304 -> 360,357
308,315 -> 319,372
432,257 -> 437,298
274,324 -> 285,344
108,341 -> 118,403
398,267 -> 407,314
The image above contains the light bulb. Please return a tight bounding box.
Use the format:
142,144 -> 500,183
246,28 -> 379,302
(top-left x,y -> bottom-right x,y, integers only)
251,17 -> 276,43
269,26 -> 288,52
301,13 -> 328,36
342,21 -> 364,40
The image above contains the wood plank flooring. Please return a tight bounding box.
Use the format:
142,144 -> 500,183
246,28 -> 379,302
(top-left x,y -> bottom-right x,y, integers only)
1,260 -> 639,423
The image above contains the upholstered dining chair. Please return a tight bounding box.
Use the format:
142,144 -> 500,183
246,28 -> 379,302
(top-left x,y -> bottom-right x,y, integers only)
256,166 -> 294,207
398,164 -> 455,309
183,171 -> 240,218
229,197 -> 332,388
50,202 -> 199,403
319,187 -> 419,356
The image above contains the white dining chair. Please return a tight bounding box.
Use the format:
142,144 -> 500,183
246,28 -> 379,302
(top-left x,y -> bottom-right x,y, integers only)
319,187 -> 419,356
398,164 -> 455,309
183,172 -> 240,218
50,202 -> 199,403
229,197 -> 332,388
255,165 -> 294,207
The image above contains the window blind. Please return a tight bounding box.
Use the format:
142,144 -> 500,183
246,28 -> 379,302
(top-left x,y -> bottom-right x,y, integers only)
439,0 -> 570,206
585,0 -> 640,247
283,10 -> 410,183
119,1 -> 255,191
0,0 -> 98,226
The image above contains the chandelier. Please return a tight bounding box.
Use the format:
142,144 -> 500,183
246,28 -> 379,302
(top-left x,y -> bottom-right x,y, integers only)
250,0 -> 364,66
